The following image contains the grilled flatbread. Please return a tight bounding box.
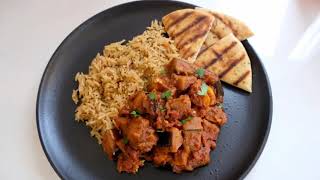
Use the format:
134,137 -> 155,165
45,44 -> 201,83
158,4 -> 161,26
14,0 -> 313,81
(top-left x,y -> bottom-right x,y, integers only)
162,9 -> 214,63
195,33 -> 252,92
196,8 -> 254,47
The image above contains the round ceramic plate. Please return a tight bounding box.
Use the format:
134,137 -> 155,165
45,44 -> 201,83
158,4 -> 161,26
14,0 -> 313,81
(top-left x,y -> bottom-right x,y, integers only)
36,1 -> 272,180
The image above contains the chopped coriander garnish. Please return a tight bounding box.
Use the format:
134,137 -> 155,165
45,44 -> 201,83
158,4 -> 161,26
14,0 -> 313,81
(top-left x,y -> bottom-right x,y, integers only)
161,90 -> 172,99
196,68 -> 205,78
181,116 -> 193,124
123,137 -> 129,145
217,103 -> 224,109
160,68 -> 167,75
148,92 -> 156,100
130,110 -> 140,117
197,82 -> 208,96
159,106 -> 166,112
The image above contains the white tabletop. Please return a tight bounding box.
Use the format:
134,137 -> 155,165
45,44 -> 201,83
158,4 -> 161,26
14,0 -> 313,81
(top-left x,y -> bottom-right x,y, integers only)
1,0 -> 319,179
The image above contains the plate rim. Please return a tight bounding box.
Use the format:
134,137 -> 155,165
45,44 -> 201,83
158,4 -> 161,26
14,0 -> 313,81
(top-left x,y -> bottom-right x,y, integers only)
36,1 -> 273,179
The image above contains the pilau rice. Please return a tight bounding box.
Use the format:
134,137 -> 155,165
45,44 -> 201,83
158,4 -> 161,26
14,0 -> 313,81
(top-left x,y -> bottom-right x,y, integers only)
72,21 -> 180,144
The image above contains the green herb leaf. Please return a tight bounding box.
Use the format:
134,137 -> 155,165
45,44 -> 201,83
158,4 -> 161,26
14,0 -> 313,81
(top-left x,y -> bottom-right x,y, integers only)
197,82 -> 208,96
196,68 -> 205,78
181,116 -> 193,124
217,103 -> 224,109
159,106 -> 166,112
160,68 -> 167,75
148,92 -> 156,100
123,137 -> 129,145
130,110 -> 140,117
161,90 -> 172,99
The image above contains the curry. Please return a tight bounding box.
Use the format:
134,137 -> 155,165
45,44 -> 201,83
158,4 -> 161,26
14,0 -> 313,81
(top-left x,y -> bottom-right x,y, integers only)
102,58 -> 227,173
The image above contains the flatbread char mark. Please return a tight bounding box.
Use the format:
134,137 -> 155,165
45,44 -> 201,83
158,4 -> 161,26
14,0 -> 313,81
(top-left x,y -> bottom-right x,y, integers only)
162,9 -> 214,63
195,33 -> 252,92
195,8 -> 254,47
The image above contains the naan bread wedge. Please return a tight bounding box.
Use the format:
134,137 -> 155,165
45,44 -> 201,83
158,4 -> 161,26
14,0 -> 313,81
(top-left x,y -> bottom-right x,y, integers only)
162,9 -> 214,63
196,8 -> 254,48
195,33 -> 252,92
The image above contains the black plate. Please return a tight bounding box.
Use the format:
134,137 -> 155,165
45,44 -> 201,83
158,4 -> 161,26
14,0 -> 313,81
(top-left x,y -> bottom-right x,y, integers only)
36,1 -> 272,180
